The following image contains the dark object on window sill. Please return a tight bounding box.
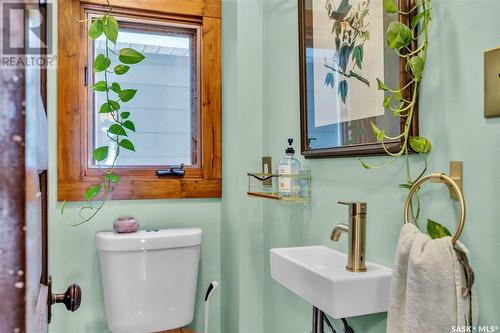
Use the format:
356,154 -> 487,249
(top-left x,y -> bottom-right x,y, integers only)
156,164 -> 185,177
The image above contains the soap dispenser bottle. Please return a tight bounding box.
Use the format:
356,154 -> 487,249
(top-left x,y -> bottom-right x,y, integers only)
278,138 -> 301,196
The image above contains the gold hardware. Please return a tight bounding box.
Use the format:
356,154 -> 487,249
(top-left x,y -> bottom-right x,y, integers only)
404,173 -> 466,244
449,161 -> 463,200
484,46 -> 500,118
330,223 -> 349,242
429,161 -> 463,201
331,201 -> 367,272
262,156 -> 272,187
246,171 -> 312,203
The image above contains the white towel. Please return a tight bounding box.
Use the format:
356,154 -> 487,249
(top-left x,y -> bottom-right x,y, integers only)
387,223 -> 477,333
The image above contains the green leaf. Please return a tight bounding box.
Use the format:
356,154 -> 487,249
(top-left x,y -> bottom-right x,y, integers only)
383,0 -> 398,14
93,146 -> 109,161
120,112 -> 130,119
338,80 -> 348,103
324,72 -> 334,89
122,120 -> 136,132
370,121 -> 385,143
105,173 -> 120,183
108,124 -> 127,136
119,139 -> 135,151
94,54 -> 111,73
411,10 -> 429,30
427,219 -> 452,239
386,22 -> 413,50
352,45 -> 364,69
100,101 -> 120,113
119,48 -> 145,64
88,19 -> 103,40
84,184 -> 102,201
92,80 -> 107,92
383,95 -> 392,108
377,78 -> 390,91
102,15 -> 119,44
109,100 -> 120,111
409,136 -> 431,153
119,89 -> 137,102
360,159 -> 372,169
394,91 -> 402,102
60,200 -> 66,215
399,183 -> 412,189
408,55 -> 424,81
361,30 -> 370,41
110,82 -> 121,94
114,65 -> 130,75
99,103 -> 111,113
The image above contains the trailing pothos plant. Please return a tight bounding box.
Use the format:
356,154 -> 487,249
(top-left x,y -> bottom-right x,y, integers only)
61,1 -> 145,226
361,0 -> 447,238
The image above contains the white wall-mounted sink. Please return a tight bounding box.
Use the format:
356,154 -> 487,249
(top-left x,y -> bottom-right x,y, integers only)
270,246 -> 392,319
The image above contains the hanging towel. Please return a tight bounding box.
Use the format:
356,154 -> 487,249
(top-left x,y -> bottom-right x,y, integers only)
387,223 -> 477,333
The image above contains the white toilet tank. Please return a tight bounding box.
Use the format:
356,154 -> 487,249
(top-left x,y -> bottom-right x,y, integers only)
96,228 -> 201,333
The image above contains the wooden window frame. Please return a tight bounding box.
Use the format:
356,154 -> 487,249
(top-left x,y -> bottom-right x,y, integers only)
58,0 -> 221,201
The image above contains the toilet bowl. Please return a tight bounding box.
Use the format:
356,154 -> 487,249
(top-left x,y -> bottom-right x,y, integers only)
96,228 -> 201,333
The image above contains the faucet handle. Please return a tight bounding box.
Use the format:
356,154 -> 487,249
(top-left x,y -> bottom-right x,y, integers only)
337,201 -> 367,215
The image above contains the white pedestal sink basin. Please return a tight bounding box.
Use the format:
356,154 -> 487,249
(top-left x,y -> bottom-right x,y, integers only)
270,246 -> 392,319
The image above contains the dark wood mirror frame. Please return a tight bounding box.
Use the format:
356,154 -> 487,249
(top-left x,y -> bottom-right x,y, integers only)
298,0 -> 419,158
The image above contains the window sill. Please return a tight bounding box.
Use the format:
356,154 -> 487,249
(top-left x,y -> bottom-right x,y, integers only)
58,177 -> 221,201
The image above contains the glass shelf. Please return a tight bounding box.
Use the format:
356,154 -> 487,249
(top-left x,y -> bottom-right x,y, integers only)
247,170 -> 311,203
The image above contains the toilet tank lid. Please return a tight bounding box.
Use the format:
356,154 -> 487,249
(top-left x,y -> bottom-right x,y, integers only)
96,228 -> 202,252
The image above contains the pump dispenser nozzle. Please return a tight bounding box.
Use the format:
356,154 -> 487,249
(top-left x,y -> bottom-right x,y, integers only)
286,138 -> 295,155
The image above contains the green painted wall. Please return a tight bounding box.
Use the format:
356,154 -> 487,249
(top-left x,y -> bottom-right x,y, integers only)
220,0 -> 265,332
47,2 -> 221,332
49,0 -> 500,332
259,0 -> 500,332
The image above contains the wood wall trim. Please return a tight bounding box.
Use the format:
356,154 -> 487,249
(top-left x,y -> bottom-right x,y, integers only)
201,17 -> 222,179
58,0 -> 82,184
58,0 -> 222,201
59,179 -> 222,201
80,0 -> 221,18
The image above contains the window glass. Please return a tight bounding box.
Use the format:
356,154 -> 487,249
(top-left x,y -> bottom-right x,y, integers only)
90,24 -> 197,167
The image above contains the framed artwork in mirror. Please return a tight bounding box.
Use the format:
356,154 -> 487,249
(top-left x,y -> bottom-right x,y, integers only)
299,0 -> 418,157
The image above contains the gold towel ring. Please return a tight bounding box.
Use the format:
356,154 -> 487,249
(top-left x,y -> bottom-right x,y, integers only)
404,173 -> 466,244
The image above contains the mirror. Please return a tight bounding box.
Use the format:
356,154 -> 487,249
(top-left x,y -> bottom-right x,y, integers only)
298,0 -> 418,157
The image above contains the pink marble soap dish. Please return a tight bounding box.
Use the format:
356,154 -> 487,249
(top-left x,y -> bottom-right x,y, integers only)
113,216 -> 139,233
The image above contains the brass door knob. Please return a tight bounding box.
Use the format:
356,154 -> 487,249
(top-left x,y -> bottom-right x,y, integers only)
51,283 -> 82,312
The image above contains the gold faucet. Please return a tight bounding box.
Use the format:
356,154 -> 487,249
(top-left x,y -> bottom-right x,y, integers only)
331,201 -> 367,272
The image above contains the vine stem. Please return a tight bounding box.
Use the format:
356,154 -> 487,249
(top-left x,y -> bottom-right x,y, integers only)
63,3 -> 123,227
402,0 -> 431,226
363,0 -> 432,228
